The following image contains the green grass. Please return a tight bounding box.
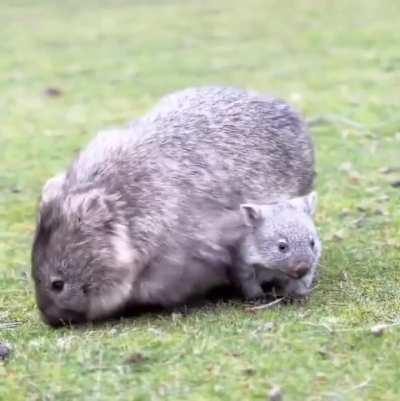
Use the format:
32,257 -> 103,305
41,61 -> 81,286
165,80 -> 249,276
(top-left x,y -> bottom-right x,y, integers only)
1,0 -> 400,400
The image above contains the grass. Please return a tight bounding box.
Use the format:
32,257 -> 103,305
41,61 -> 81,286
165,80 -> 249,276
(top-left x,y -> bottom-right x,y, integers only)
1,0 -> 400,400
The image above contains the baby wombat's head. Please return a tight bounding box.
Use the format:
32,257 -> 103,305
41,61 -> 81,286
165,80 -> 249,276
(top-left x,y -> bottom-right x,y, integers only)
31,174 -> 137,327
240,192 -> 321,297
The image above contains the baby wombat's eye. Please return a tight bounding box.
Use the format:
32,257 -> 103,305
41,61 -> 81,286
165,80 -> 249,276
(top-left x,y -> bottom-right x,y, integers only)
51,279 -> 64,293
310,238 -> 315,249
278,240 -> 289,253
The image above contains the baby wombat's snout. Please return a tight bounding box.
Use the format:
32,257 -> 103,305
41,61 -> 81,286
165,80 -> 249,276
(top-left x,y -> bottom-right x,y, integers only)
287,262 -> 311,279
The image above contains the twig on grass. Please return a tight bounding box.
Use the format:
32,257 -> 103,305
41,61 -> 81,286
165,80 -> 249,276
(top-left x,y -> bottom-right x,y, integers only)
246,297 -> 285,311
301,320 -> 400,335
324,378 -> 371,399
0,321 -> 21,330
347,379 -> 371,393
302,321 -> 335,334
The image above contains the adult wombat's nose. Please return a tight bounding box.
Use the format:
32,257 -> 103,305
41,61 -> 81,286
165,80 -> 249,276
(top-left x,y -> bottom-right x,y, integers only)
40,306 -> 87,327
288,264 -> 310,279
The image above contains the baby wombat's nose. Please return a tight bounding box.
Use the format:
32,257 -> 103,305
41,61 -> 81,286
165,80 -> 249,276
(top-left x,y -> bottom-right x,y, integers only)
288,264 -> 310,279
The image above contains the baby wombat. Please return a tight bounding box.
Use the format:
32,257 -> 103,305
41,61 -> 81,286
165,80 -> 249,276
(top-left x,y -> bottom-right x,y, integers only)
31,86 -> 315,326
234,192 -> 321,300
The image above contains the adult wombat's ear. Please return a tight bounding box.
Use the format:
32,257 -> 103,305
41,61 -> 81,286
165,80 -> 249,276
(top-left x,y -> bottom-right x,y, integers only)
240,204 -> 263,226
65,188 -> 120,228
37,173 -> 66,228
66,189 -> 136,269
40,173 -> 66,206
289,191 -> 318,216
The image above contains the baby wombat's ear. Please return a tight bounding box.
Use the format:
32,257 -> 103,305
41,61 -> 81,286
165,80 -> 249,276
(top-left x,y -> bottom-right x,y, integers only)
240,204 -> 264,226
288,191 -> 318,216
40,173 -> 66,205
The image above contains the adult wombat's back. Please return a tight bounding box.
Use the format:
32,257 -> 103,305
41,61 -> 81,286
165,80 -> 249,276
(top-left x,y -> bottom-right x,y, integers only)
70,86 -> 315,234
141,86 -> 315,203
72,86 -> 314,204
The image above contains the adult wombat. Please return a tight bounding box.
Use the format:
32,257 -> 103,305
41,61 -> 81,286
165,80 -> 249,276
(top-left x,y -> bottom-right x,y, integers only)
31,86 -> 315,326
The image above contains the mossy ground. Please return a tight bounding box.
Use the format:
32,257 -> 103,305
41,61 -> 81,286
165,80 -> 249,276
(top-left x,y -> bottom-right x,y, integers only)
1,1 -> 400,400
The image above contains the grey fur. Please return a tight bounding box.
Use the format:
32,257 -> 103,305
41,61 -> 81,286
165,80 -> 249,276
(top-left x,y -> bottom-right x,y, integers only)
31,86 -> 315,326
236,192 -> 321,299
129,202 -> 249,308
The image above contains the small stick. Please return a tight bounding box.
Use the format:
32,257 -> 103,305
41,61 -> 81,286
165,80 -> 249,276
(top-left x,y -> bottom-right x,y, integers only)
246,297 -> 284,311
347,379 -> 371,392
0,321 -> 21,329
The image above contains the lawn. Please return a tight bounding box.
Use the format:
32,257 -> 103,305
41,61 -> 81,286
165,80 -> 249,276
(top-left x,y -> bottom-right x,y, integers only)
1,0 -> 400,400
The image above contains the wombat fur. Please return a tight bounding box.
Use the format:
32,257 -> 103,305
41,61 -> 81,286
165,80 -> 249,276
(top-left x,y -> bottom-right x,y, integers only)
31,86 -> 315,326
234,192 -> 321,300
128,201 -> 250,309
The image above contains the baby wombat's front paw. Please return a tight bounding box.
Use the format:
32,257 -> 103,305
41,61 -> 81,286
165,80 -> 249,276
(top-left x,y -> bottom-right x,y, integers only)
284,278 -> 313,300
242,283 -> 265,301
284,294 -> 310,305
282,282 -> 313,306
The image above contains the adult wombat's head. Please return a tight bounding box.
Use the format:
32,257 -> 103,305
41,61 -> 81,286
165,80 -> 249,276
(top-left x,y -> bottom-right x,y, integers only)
31,174 -> 137,327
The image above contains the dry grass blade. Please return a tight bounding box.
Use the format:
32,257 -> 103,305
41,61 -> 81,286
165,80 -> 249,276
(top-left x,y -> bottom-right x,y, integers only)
0,321 -> 22,330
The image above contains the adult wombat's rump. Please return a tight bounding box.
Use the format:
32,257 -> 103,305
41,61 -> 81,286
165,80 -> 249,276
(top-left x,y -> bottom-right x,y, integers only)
31,86 -> 315,326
